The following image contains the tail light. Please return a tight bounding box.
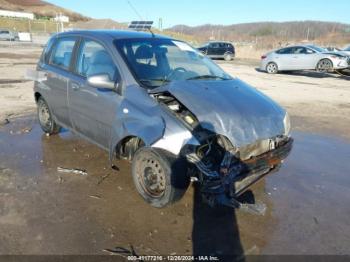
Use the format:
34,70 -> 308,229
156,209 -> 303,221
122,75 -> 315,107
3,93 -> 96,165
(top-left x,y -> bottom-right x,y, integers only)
261,55 -> 267,59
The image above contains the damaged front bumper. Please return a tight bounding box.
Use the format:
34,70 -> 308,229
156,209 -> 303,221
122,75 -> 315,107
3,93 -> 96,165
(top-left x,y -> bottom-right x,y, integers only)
186,136 -> 293,213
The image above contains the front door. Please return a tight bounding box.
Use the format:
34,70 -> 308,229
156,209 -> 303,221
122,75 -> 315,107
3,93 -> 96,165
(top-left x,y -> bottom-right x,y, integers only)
68,38 -> 122,149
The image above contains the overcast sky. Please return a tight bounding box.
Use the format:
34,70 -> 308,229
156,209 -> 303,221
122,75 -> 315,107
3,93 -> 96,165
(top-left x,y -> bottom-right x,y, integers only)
47,0 -> 350,28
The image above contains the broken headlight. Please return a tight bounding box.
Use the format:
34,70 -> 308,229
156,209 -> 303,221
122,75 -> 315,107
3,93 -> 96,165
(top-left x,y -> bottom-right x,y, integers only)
283,112 -> 291,136
153,92 -> 198,128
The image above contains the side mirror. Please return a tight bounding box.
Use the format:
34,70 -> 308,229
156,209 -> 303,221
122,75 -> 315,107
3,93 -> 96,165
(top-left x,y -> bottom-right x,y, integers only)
87,74 -> 116,90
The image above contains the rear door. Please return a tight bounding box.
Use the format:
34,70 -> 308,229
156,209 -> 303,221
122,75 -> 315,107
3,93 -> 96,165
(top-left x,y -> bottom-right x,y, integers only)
68,37 -> 122,149
43,36 -> 78,128
275,47 -> 295,70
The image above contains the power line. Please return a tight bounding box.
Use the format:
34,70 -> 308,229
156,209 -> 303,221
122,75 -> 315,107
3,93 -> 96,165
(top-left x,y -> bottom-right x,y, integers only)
126,0 -> 143,20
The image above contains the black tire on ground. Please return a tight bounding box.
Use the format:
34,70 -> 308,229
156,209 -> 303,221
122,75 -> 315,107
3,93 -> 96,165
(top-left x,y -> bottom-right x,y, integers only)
316,59 -> 333,72
224,53 -> 233,61
132,147 -> 190,208
266,62 -> 278,74
37,97 -> 61,135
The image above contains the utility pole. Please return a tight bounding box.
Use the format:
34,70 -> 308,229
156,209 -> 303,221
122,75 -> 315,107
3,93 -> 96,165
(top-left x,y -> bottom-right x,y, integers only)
28,19 -> 31,33
306,27 -> 310,41
60,13 -> 64,32
158,18 -> 163,31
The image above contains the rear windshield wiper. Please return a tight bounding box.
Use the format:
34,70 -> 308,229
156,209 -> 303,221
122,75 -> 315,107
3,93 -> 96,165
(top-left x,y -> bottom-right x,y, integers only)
186,75 -> 230,81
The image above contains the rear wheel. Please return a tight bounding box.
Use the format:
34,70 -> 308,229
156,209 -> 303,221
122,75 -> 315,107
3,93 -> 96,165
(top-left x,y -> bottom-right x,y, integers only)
224,53 -> 233,61
316,59 -> 333,72
37,97 -> 61,135
266,62 -> 278,74
132,147 -> 189,208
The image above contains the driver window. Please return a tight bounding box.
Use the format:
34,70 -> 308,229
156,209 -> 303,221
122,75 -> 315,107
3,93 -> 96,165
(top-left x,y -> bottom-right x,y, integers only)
293,47 -> 305,54
306,48 -> 315,54
76,39 -> 118,81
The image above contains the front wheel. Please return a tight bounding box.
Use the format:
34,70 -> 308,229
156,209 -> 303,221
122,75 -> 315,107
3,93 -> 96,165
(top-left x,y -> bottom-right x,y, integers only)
37,97 -> 61,135
316,59 -> 333,72
266,62 -> 278,74
132,147 -> 189,208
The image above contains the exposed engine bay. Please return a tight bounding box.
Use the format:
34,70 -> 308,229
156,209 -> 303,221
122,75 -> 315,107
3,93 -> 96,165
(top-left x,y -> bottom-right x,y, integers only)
153,91 -> 293,214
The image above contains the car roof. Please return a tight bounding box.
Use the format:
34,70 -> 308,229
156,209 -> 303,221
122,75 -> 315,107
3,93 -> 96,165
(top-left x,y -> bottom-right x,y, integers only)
55,30 -> 171,40
208,41 -> 232,44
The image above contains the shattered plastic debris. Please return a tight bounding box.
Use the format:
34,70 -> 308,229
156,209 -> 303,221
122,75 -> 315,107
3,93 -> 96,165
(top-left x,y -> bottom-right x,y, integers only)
57,167 -> 88,176
9,126 -> 32,134
89,195 -> 101,199
190,177 -> 199,182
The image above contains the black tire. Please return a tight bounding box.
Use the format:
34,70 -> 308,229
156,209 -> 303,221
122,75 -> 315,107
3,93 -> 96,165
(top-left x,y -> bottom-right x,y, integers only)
266,62 -> 278,74
37,97 -> 61,135
316,59 -> 333,72
224,53 -> 233,61
132,147 -> 190,208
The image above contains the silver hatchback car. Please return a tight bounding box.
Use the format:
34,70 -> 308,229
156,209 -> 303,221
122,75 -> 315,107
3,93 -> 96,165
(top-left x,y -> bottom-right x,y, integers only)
261,45 -> 349,74
34,30 -> 293,210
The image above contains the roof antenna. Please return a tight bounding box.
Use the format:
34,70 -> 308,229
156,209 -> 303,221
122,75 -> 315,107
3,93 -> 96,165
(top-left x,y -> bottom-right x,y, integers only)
126,0 -> 155,37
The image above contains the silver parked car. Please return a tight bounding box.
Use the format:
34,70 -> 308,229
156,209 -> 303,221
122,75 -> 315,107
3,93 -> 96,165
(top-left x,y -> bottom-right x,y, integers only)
261,45 -> 349,74
34,30 -> 293,210
0,29 -> 19,41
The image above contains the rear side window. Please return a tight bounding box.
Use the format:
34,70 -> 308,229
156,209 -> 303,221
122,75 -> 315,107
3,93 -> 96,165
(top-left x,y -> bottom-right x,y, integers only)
50,38 -> 76,70
76,39 -> 118,81
276,47 -> 293,54
292,47 -> 306,54
305,48 -> 315,54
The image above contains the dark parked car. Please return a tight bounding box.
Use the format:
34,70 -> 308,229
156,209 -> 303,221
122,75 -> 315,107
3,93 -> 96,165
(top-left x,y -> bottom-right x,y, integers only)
33,30 -> 292,211
197,41 -> 235,61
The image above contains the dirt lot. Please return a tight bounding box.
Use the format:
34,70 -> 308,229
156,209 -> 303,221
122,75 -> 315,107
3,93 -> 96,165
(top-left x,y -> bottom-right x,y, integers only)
0,44 -> 350,258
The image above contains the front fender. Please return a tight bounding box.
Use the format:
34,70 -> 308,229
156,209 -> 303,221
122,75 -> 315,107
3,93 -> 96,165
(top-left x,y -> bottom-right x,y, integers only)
108,85 -> 165,161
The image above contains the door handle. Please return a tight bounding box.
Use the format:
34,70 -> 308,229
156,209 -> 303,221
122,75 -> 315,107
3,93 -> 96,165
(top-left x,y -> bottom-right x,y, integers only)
71,83 -> 81,91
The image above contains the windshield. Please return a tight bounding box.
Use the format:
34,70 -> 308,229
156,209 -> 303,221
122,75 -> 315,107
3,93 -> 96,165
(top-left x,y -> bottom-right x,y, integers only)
115,38 -> 231,88
307,45 -> 327,53
345,46 -> 350,51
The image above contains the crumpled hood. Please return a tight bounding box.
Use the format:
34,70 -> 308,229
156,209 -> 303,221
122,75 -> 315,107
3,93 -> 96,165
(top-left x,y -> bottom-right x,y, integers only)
152,78 -> 287,148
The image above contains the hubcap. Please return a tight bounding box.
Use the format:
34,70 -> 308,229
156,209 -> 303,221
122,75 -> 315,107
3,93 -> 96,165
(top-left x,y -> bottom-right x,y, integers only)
318,60 -> 332,71
267,63 -> 277,73
137,157 -> 166,198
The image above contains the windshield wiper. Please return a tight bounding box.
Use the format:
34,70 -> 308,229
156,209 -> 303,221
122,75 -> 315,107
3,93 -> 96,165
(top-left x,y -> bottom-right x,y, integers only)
186,75 -> 230,81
